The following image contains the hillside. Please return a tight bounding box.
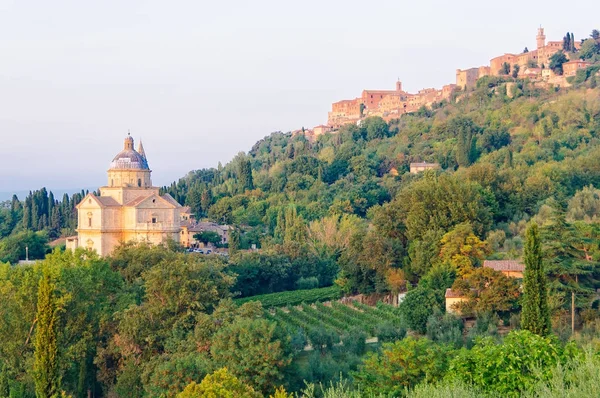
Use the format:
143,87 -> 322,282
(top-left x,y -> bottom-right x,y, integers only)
2,61 -> 600,398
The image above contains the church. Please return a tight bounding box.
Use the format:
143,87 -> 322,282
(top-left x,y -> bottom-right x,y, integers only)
66,135 -> 182,256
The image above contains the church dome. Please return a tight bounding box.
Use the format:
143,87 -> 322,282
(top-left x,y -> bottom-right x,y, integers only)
109,135 -> 150,170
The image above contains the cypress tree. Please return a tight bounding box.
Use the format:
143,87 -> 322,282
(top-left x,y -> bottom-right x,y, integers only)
0,364 -> 9,398
33,266 -> 60,398
521,223 -> 551,336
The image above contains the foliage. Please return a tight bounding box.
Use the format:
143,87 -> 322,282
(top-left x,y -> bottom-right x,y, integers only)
549,51 -> 568,75
399,288 -> 442,334
178,368 -> 261,398
235,285 -> 342,307
352,337 -> 454,397
193,230 -> 222,245
438,223 -> 490,276
521,223 -> 551,336
33,266 -> 61,398
211,318 -> 291,394
448,330 -> 581,396
0,230 -> 50,264
451,267 -> 521,316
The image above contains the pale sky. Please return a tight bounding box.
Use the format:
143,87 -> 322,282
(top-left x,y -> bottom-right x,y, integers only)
0,0 -> 598,196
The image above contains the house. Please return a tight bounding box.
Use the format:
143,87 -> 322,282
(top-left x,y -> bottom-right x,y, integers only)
483,260 -> 524,279
562,60 -> 592,77
410,162 -> 440,174
180,220 -> 230,248
445,289 -> 468,314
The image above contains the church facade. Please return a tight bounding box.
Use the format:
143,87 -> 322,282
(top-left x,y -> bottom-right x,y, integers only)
66,135 -> 182,256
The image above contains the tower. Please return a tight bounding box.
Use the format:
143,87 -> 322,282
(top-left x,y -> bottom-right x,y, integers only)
106,135 -> 152,189
396,80 -> 403,92
536,27 -> 546,49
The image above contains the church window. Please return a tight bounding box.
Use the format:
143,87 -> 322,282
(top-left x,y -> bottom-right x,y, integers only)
111,179 -> 114,186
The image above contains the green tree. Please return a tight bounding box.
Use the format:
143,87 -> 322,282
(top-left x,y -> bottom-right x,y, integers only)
352,337 -> 454,397
512,64 -> 520,78
521,223 -> 551,336
33,266 -> 61,398
399,287 -> 442,334
451,116 -> 479,167
501,62 -> 511,75
449,330 -> 580,395
178,368 -> 261,398
238,158 -> 254,192
549,51 -> 568,75
579,38 -> 600,60
211,318 -> 290,394
193,231 -> 222,246
591,29 -> 600,40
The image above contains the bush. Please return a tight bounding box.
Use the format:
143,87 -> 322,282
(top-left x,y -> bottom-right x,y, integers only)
375,322 -> 407,343
352,337 -> 454,397
296,276 -> 319,290
448,330 -> 582,396
399,287 -> 443,334
426,309 -> 464,348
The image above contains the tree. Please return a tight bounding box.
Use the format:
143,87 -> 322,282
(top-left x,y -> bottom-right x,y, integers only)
592,29 -> 600,40
438,223 -> 490,277
451,116 -> 480,167
238,158 -> 254,192
178,368 -> 261,398
210,318 -> 290,394
451,267 -> 521,316
512,64 -> 520,78
523,47 -> 529,53
449,330 -> 580,395
579,39 -> 600,60
501,62 -> 511,75
352,337 -> 454,397
399,287 -> 442,334
33,266 -> 61,398
193,231 -> 221,246
229,227 -> 240,254
549,51 -> 568,75
521,223 -> 551,336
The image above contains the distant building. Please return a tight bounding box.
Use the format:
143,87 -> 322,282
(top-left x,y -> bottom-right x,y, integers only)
445,289 -> 468,314
410,162 -> 440,174
456,68 -> 480,90
313,125 -> 333,136
562,60 -> 592,77
66,135 -> 182,256
483,260 -> 524,279
180,220 -> 230,249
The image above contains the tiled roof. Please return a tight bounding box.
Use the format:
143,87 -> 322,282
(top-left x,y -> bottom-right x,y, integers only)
96,197 -> 120,207
445,288 -> 466,298
483,260 -> 524,272
410,162 -> 439,167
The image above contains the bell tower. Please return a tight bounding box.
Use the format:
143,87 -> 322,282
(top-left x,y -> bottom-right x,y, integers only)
536,27 -> 546,49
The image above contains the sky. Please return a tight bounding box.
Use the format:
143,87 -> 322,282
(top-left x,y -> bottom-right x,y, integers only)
0,0 -> 599,197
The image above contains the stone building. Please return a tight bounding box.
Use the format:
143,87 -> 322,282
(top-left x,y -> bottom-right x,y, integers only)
562,60 -> 592,77
66,135 -> 182,256
456,67 -> 479,90
410,162 -> 440,174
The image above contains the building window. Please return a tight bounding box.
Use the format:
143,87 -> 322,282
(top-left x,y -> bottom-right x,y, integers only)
138,178 -> 142,187
111,179 -> 114,186
152,217 -> 157,224
88,218 -> 92,227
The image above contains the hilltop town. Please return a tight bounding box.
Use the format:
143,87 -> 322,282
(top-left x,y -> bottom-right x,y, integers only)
302,27 -> 598,138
